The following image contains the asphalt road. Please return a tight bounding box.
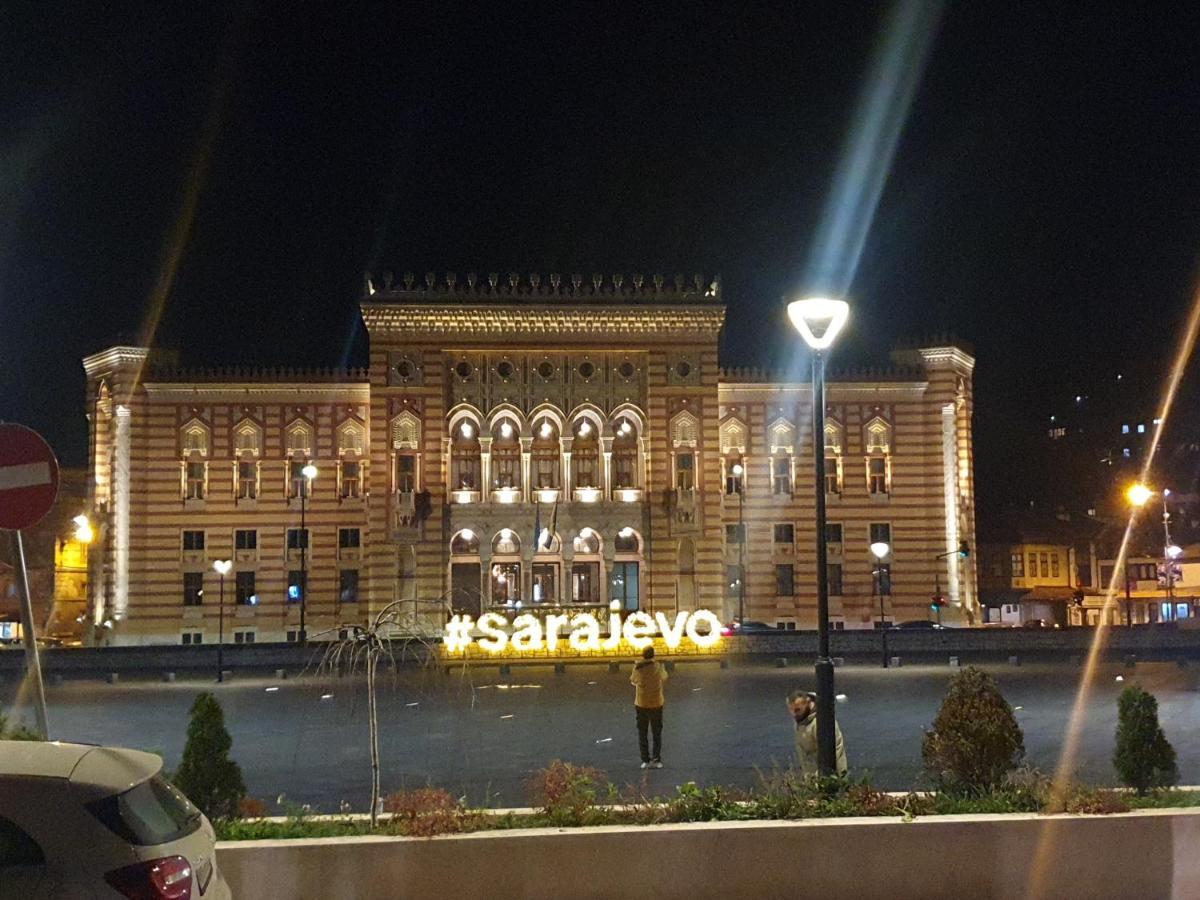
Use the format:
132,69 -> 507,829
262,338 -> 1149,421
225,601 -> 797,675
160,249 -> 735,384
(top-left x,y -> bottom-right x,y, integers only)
5,660 -> 1200,810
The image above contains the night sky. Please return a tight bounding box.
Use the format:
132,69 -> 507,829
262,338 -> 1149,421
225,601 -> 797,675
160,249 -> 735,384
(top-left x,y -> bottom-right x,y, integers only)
4,3 -> 1200,513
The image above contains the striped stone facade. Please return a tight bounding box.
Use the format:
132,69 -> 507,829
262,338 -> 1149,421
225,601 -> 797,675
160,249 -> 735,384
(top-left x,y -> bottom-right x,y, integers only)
81,275 -> 976,645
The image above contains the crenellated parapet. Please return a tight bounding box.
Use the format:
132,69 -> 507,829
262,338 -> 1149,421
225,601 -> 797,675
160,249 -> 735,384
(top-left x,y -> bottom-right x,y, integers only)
364,271 -> 721,302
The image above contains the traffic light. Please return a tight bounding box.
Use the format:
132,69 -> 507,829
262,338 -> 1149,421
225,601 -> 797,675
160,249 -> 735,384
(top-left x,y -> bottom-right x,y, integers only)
930,594 -> 945,611
957,541 -> 970,558
1072,588 -> 1085,607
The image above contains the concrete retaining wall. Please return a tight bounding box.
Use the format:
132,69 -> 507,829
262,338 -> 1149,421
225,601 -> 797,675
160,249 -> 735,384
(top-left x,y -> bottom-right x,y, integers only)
2,626 -> 1200,677
215,809 -> 1200,900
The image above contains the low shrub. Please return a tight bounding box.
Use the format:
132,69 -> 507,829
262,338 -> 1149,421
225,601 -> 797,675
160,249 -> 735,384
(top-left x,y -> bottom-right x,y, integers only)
0,709 -> 40,741
528,761 -> 610,827
922,667 -> 1024,794
382,788 -> 479,836
173,693 -> 246,820
1114,685 -> 1178,794
667,782 -> 749,822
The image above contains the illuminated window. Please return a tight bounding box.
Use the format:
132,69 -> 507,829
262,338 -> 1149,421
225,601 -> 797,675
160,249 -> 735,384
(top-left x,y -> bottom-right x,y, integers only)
184,461 -> 207,500
824,421 -> 844,495
396,454 -> 417,492
572,422 -> 600,489
492,421 -> 521,489
675,452 -> 695,490
865,418 -> 892,495
532,563 -> 557,603
571,561 -> 601,604
236,460 -> 258,499
1122,424 -> 1130,434
451,420 -> 482,490
340,460 -> 361,498
531,420 -> 560,488
609,562 -> 639,611
1051,553 -> 1060,578
725,457 -> 744,495
491,563 -> 521,605
612,423 -> 639,489
235,571 -> 256,606
1137,424 -> 1146,434
772,456 -> 791,495
1039,552 -> 1049,578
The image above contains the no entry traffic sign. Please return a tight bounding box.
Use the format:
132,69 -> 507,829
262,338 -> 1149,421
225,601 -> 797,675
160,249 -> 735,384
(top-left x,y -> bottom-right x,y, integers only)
0,423 -> 61,531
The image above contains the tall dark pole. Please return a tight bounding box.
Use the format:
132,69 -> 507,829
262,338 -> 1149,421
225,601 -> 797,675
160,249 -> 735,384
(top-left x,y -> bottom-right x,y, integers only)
217,569 -> 226,683
299,480 -> 308,645
811,351 -> 836,776
875,565 -> 888,669
1124,561 -> 1133,628
737,479 -> 745,625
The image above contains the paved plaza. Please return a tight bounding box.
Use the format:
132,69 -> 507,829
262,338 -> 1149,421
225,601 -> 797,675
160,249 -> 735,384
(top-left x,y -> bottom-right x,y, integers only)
5,660 -> 1200,809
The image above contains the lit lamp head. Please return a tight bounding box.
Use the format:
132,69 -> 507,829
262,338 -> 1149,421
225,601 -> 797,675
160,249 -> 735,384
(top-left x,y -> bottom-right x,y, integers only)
72,514 -> 94,544
1126,483 -> 1154,508
212,559 -> 233,576
499,421 -> 514,439
870,541 -> 890,561
732,463 -> 744,477
1167,544 -> 1184,560
302,463 -> 318,481
787,296 -> 850,351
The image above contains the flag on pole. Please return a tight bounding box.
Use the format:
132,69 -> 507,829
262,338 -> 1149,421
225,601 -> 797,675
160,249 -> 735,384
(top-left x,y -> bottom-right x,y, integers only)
533,499 -> 543,550
548,498 -> 559,547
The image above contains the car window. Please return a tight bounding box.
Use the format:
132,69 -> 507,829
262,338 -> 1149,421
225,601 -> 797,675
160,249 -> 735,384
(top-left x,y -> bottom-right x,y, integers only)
86,775 -> 201,846
0,814 -> 45,867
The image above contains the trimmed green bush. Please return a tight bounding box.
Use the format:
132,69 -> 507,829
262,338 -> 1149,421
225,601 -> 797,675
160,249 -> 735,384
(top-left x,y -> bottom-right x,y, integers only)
922,666 -> 1024,793
173,693 -> 246,820
0,709 -> 40,740
1114,685 -> 1177,794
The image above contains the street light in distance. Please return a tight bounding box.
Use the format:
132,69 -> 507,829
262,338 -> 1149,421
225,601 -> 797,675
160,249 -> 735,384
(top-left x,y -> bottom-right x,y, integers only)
213,559 -> 233,683
870,541 -> 890,669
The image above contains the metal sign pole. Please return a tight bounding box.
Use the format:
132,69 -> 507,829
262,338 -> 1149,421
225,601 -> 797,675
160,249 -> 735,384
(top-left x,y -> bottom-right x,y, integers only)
12,529 -> 50,739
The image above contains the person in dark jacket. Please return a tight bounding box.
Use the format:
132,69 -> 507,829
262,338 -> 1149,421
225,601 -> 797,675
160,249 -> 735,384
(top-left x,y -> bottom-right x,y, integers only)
630,646 -> 668,768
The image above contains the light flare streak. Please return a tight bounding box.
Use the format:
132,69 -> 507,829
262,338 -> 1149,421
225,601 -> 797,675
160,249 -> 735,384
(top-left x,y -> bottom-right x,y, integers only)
1027,276 -> 1200,897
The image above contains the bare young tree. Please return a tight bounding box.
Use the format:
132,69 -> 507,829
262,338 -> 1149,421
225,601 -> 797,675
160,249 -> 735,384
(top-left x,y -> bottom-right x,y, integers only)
315,594 -> 453,827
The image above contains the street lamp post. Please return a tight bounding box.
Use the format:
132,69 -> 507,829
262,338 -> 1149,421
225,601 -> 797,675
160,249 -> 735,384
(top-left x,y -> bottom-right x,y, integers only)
788,296 -> 850,777
300,463 -> 318,645
1126,482 -> 1155,628
733,463 -> 746,626
213,559 -> 232,682
871,541 -> 890,668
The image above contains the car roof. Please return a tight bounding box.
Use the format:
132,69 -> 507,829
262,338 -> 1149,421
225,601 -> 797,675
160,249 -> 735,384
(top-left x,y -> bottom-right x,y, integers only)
0,741 -> 161,792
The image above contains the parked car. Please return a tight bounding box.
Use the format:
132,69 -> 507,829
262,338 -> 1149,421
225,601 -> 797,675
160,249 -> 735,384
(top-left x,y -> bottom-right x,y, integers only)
0,740 -> 230,899
721,619 -> 776,635
895,620 -> 943,630
1021,618 -> 1059,629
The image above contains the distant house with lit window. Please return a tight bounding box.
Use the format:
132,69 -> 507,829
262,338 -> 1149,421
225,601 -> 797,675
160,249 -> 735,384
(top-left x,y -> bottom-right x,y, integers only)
81,271 -> 977,645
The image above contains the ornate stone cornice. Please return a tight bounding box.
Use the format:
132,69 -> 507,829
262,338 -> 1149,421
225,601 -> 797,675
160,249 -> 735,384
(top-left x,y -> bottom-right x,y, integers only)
142,383 -> 370,403
360,302 -> 726,340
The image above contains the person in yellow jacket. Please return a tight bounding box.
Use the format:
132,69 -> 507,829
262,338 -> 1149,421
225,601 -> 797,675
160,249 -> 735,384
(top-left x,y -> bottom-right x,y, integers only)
787,689 -> 848,776
630,646 -> 668,768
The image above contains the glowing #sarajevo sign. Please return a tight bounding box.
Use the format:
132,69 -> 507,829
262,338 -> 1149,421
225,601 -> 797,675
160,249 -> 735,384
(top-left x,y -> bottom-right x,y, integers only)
443,603 -> 724,654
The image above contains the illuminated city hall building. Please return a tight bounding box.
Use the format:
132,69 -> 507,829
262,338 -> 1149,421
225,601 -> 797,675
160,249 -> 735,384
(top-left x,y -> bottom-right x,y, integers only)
81,273 -> 977,645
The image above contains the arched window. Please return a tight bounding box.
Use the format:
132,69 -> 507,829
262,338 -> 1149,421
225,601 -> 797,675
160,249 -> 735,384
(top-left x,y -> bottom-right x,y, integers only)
531,417 -> 560,490
233,420 -> 261,501
721,416 -> 747,496
491,417 -> 521,491
285,420 -> 313,456
233,420 -> 262,456
865,417 -> 892,495
768,417 -> 795,496
337,420 -> 365,499
719,418 -> 747,455
451,418 -> 482,493
571,419 -> 600,490
824,420 -> 844,496
669,412 -> 698,491
180,420 -> 209,501
612,417 -> 640,490
492,528 -> 521,556
450,529 -> 480,555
